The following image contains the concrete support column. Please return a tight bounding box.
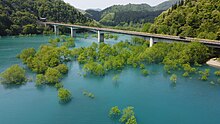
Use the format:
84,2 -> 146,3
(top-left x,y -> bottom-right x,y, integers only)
53,25 -> 59,35
150,37 -> 154,47
98,30 -> 104,43
70,27 -> 76,37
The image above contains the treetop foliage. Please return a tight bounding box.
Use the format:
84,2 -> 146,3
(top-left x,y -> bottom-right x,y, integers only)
148,0 -> 220,40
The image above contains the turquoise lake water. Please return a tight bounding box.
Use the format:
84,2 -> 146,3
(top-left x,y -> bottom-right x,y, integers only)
0,33 -> 220,124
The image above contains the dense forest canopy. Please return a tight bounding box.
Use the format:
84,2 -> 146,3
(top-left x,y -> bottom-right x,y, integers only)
85,0 -> 181,26
0,0 -> 92,36
148,0 -> 220,40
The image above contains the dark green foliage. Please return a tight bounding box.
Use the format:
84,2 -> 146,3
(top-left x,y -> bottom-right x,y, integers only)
0,65 -> 26,84
86,1 -> 180,26
150,0 -> 220,40
0,0 -> 91,36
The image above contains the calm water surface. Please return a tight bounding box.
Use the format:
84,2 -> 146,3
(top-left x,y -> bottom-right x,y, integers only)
0,34 -> 220,124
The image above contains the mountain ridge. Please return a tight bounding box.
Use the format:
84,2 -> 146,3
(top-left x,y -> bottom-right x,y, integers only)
84,0 -> 181,26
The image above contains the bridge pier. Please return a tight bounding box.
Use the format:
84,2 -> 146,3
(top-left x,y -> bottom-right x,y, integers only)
70,27 -> 76,37
150,37 -> 154,47
53,25 -> 59,35
98,31 -> 104,43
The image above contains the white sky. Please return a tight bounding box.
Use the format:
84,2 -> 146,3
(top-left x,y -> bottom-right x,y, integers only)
64,0 -> 168,10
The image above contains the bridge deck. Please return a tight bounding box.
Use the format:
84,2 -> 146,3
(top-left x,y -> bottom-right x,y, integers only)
41,22 -> 220,48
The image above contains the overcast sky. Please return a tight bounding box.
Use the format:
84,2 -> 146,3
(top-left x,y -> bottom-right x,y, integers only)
64,0 -> 168,10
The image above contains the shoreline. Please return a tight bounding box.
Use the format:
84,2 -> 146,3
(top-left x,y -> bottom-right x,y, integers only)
206,58 -> 220,68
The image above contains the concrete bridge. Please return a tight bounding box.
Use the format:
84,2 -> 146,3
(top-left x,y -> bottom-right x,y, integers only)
40,21 -> 220,48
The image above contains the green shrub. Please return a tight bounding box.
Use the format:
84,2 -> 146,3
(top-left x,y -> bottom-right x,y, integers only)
55,64 -> 68,74
36,74 -> 46,86
55,83 -> 63,89
0,65 -> 26,84
141,69 -> 149,76
45,68 -> 61,84
170,74 -> 177,83
109,106 -> 121,119
58,88 -> 72,102
119,106 -> 135,123
214,70 -> 220,76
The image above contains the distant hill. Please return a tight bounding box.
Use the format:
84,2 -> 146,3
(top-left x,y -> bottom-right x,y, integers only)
85,0 -> 181,26
149,0 -> 220,40
153,0 -> 181,10
0,0 -> 92,36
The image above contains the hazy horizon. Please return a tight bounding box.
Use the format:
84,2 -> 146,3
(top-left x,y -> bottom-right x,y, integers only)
64,0 -> 168,10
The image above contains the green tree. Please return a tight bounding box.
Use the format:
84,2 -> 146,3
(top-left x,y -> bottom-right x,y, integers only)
19,48 -> 36,64
58,88 -> 72,102
36,74 -> 46,86
0,65 -> 26,84
109,106 -> 121,119
120,106 -> 135,123
45,68 -> 61,84
54,64 -> 68,74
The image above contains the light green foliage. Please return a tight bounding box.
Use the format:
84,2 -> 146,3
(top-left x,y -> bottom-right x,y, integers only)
54,64 -> 68,74
104,33 -> 119,40
49,38 -> 60,47
120,107 -> 136,123
112,74 -> 120,82
83,90 -> 95,99
142,23 -> 152,32
62,37 -> 75,48
72,41 -> 210,77
199,69 -> 210,81
170,74 -> 177,83
58,88 -> 72,102
214,70 -> 220,76
36,74 -> 46,86
19,39 -> 72,74
141,69 -> 149,76
19,48 -> 36,64
45,68 -> 61,84
0,65 -> 26,84
163,42 -> 210,73
126,115 -> 137,124
83,62 -> 105,76
55,83 -> 63,89
131,37 -> 148,45
109,106 -> 121,118
84,33 -> 89,39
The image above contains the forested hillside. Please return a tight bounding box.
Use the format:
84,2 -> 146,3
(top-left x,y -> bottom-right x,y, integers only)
0,0 -> 92,36
85,0 -> 181,26
148,0 -> 220,40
